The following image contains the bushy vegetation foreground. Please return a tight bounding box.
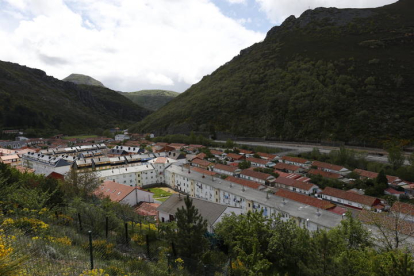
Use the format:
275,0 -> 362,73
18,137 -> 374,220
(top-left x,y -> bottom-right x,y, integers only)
1,162 -> 414,275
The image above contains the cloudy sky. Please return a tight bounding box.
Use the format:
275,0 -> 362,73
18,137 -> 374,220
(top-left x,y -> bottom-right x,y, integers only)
0,0 -> 395,92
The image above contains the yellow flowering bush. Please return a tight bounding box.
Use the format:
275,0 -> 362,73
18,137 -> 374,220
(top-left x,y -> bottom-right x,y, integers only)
175,258 -> 184,270
2,217 -> 49,234
0,232 -> 24,276
79,268 -> 109,276
129,221 -> 157,232
31,235 -> 72,246
83,240 -> 115,259
131,234 -> 146,246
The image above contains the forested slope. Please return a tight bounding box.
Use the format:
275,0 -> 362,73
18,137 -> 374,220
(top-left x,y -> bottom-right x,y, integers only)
133,0 -> 414,145
0,61 -> 151,136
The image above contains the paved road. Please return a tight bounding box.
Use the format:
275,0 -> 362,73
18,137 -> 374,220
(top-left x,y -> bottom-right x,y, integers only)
216,140 -> 409,165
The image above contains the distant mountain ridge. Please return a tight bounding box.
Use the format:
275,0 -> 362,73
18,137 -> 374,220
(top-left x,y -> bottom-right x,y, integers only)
0,61 -> 151,136
63,73 -> 105,87
121,90 -> 179,111
132,0 -> 414,145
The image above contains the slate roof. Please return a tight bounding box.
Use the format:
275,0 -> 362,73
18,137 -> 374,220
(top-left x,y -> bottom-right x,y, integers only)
157,194 -> 228,225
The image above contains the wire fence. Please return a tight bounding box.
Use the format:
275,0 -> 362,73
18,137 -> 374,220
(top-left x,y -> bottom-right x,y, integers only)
0,209 -> 231,276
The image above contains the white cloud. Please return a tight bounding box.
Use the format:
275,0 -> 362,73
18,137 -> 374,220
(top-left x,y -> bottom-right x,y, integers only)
255,0 -> 396,24
0,0 -> 264,92
226,0 -> 247,4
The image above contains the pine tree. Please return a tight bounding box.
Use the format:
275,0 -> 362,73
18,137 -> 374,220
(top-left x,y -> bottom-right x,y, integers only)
175,195 -> 208,260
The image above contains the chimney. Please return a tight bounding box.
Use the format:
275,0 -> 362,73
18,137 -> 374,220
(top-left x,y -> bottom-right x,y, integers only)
282,198 -> 286,205
317,208 -> 321,217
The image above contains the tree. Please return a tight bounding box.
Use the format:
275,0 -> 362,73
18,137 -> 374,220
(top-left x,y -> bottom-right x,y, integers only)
215,211 -> 273,275
408,152 -> 414,166
387,146 -> 405,171
238,160 -> 251,169
375,169 -> 388,189
63,169 -> 99,198
175,195 -> 209,260
225,139 -> 234,149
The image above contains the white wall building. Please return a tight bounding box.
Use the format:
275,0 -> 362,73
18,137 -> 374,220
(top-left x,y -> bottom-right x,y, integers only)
165,165 -> 343,232
97,164 -> 157,187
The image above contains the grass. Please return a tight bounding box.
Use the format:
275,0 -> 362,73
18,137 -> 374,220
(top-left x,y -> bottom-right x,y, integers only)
147,188 -> 172,202
63,135 -> 98,140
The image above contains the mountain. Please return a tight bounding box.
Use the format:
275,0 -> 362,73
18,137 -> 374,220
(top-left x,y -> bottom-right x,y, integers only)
63,73 -> 105,87
132,0 -> 414,145
121,90 -> 179,111
0,61 -> 151,136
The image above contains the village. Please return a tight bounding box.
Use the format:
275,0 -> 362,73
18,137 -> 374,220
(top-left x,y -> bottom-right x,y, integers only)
1,129 -> 414,246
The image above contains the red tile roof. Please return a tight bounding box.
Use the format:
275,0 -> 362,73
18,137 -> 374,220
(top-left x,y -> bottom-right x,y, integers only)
154,157 -> 168,164
237,148 -> 253,155
354,169 -> 400,183
240,169 -> 273,181
195,153 -> 207,160
14,166 -> 35,174
135,202 -> 160,217
246,157 -> 268,165
191,167 -> 217,176
308,169 -> 343,179
329,206 -> 347,215
312,161 -> 346,172
192,158 -> 212,167
391,202 -> 414,216
275,189 -> 335,210
256,152 -> 277,160
210,149 -> 224,155
226,153 -> 245,160
274,163 -> 300,171
47,172 -> 65,181
275,177 -> 316,191
282,156 -> 309,164
214,163 -> 238,173
321,187 -> 380,207
95,181 -> 136,202
226,176 -> 262,189
359,210 -> 414,237
385,188 -> 404,195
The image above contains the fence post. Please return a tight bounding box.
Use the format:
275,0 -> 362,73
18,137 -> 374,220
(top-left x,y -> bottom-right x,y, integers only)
88,231 -> 94,270
167,253 -> 171,274
171,242 -> 177,258
125,222 -> 129,246
105,216 -> 109,239
146,234 -> 150,259
78,213 -> 83,231
229,257 -> 232,276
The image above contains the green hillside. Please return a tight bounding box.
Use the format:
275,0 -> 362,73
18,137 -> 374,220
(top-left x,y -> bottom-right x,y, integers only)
121,90 -> 179,111
0,61 -> 151,136
63,73 -> 105,87
132,0 -> 414,145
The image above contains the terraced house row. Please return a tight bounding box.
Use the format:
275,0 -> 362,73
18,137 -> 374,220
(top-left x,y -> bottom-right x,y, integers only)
164,164 -> 343,231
